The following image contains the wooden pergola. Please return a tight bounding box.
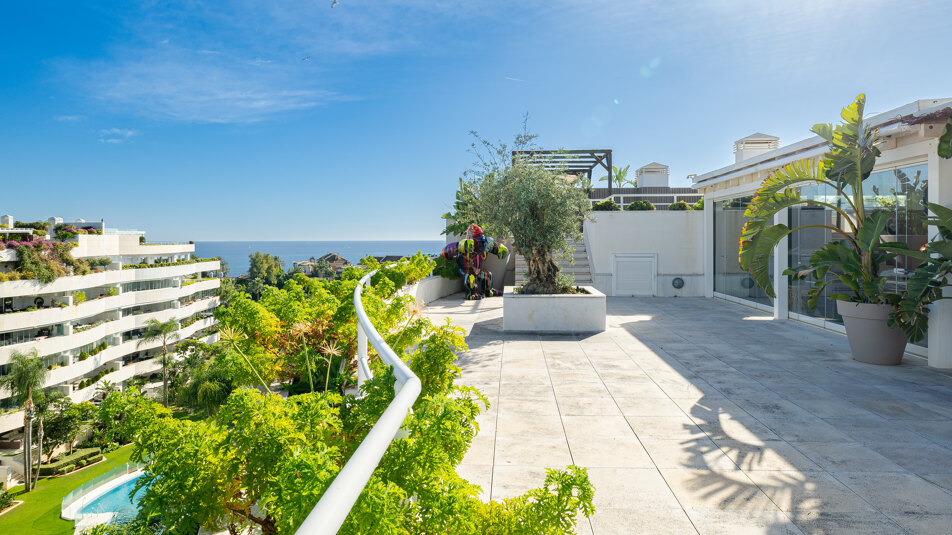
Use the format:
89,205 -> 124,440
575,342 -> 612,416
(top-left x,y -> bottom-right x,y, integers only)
511,149 -> 614,192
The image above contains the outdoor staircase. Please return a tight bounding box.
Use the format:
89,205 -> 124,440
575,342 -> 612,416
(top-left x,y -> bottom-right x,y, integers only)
514,239 -> 593,286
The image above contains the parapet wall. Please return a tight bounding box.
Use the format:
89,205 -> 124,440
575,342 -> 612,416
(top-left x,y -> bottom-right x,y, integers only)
584,211 -> 704,297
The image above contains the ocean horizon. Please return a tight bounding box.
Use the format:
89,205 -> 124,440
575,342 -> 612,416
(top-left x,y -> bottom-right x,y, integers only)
193,240 -> 445,276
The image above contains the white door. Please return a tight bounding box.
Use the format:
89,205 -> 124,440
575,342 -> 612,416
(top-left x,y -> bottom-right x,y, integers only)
613,254 -> 657,296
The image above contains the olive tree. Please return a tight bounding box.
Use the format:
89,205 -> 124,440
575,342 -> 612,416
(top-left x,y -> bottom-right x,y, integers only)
480,164 -> 591,294
445,121 -> 592,294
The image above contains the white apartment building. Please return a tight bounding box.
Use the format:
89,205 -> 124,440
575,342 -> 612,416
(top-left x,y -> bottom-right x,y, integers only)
0,217 -> 221,437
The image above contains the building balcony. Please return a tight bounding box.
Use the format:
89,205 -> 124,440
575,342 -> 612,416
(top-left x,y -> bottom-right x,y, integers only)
0,261 -> 219,299
0,296 -> 218,364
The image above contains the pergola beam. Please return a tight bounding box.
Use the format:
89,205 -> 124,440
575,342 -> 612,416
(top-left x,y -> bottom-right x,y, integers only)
512,148 -> 614,192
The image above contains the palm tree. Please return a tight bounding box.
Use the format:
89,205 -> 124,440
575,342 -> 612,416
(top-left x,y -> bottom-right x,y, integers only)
0,350 -> 48,492
95,379 -> 117,400
138,318 -> 181,407
31,390 -> 65,487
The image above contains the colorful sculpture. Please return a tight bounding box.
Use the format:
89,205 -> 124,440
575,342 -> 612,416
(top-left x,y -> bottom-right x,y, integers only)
441,224 -> 508,300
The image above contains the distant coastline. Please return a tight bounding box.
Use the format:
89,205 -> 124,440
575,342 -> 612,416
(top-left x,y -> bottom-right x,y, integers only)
193,240 -> 445,276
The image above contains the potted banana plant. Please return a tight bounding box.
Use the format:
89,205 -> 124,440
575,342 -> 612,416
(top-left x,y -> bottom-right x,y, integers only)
739,94 -> 928,365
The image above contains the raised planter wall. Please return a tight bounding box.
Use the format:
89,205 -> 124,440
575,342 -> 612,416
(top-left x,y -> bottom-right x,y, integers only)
503,285 -> 606,333
406,275 -> 463,305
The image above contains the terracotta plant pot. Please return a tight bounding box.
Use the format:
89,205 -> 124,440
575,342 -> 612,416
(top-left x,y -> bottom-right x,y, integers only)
836,300 -> 907,366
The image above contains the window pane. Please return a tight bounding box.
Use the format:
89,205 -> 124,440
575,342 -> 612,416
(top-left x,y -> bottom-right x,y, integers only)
714,197 -> 773,306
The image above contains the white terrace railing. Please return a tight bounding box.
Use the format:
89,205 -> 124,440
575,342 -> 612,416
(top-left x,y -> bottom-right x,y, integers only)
296,269 -> 421,534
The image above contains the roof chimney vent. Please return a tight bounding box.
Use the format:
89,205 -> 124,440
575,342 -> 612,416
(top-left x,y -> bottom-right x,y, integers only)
636,162 -> 670,188
734,133 -> 780,163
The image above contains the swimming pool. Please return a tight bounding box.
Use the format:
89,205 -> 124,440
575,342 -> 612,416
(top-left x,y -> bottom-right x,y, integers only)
79,473 -> 146,521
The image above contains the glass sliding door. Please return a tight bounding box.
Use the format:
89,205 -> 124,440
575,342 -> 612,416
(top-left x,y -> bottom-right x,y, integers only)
713,197 -> 773,306
787,163 -> 928,346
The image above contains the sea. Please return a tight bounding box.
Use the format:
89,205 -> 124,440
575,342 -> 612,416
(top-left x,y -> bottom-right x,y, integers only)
193,241 -> 445,276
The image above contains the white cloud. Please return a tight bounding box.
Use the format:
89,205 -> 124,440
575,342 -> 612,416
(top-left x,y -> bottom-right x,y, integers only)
98,128 -> 139,144
73,48 -> 332,124
55,1 -> 482,124
54,115 -> 85,122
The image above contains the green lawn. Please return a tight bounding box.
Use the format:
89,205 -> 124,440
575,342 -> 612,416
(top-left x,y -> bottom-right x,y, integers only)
0,445 -> 134,535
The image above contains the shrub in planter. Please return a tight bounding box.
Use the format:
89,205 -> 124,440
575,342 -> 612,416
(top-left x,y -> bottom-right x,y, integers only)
626,200 -> 656,211
59,464 -> 75,475
592,199 -> 621,211
668,200 -> 693,211
74,291 -> 86,304
692,197 -> 705,210
0,489 -> 13,511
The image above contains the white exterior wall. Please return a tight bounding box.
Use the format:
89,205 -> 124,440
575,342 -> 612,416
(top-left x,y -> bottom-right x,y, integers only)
584,211 -> 705,297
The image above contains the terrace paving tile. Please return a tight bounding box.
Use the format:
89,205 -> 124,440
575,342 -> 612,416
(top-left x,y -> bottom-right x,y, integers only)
787,512 -> 907,534
432,295 -> 952,534
834,471 -> 952,514
589,507 -> 699,535
789,442 -> 906,474
684,509 -> 804,535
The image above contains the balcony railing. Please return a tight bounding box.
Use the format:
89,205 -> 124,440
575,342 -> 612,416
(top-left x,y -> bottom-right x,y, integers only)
296,269 -> 421,534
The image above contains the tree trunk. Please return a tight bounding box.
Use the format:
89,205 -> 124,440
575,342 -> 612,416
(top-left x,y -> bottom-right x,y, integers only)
522,247 -> 561,294
33,420 -> 43,490
22,413 -> 32,492
163,360 -> 169,407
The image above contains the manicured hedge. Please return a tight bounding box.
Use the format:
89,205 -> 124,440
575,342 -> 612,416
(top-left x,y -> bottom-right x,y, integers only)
39,447 -> 102,476
592,199 -> 621,211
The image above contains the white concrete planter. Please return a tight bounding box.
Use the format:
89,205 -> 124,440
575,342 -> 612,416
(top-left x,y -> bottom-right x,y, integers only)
836,300 -> 907,366
503,285 -> 606,333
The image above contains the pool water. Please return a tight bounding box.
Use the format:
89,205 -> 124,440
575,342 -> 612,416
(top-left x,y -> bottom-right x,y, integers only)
80,474 -> 146,521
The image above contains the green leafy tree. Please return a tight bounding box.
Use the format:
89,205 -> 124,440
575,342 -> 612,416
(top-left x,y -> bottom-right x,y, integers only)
175,343 -> 235,416
216,278 -> 240,307
248,252 -> 286,287
94,389 -> 170,448
217,257 -> 230,277
138,318 -> 181,407
479,164 -> 592,294
127,268 -> 595,533
0,350 -> 48,492
43,396 -> 96,460
314,258 -> 335,279
442,116 -> 539,237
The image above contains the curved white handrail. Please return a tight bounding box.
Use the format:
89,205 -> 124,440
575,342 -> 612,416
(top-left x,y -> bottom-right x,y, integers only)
296,270 -> 421,534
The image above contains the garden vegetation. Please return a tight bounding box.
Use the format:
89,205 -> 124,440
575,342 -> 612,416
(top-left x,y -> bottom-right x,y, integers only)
85,256 -> 593,533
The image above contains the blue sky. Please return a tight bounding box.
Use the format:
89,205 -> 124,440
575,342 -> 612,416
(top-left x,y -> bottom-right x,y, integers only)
2,0 -> 950,241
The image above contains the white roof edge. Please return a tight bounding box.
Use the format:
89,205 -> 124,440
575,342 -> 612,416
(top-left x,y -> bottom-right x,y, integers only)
693,99 -> 952,188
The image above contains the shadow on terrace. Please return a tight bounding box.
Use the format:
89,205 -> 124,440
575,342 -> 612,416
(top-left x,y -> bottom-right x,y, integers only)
425,295 -> 952,535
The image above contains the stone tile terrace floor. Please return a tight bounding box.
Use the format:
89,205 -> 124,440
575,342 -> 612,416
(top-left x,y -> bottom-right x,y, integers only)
424,295 -> 952,535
